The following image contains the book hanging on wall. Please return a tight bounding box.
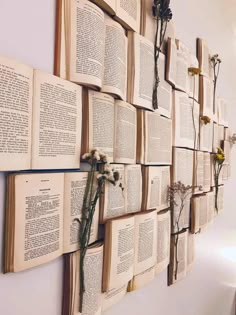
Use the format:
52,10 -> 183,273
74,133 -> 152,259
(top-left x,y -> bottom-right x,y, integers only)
200,119 -> 213,152
63,245 -> 128,315
99,164 -> 142,223
5,172 -> 100,272
0,56 -> 82,171
82,89 -> 137,164
55,0 -> 128,100
137,110 -> 172,165
102,210 -> 157,291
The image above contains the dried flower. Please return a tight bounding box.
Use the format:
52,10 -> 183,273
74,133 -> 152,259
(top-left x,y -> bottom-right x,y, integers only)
201,115 -> 211,125
188,67 -> 201,76
82,149 -> 108,164
215,147 -> 225,163
211,53 -> 222,116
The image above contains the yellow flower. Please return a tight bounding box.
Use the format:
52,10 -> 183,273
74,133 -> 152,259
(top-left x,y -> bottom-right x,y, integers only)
188,67 -> 201,76
216,153 -> 225,161
217,147 -> 224,155
201,116 -> 211,125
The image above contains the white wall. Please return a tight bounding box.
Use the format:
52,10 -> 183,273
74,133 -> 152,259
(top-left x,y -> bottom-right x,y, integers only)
0,1 -> 235,314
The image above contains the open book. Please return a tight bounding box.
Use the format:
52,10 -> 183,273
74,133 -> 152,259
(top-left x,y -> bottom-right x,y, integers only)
5,172 -> 99,272
128,210 -> 171,291
199,75 -> 214,118
82,90 -> 137,163
137,110 -> 172,165
55,0 -> 127,99
103,210 -> 157,291
169,230 -> 195,285
99,164 -> 142,223
172,147 -> 194,186
141,166 -> 170,211
172,91 -> 200,150
166,39 -> 189,93
0,56 -> 82,171
140,0 -> 175,50
91,0 -> 141,32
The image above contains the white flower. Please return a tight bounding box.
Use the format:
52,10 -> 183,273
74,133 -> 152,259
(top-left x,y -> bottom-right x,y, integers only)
82,153 -> 91,160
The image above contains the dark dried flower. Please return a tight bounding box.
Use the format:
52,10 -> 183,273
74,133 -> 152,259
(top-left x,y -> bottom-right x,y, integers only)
201,115 -> 211,125
188,67 -> 201,76
152,0 -> 173,21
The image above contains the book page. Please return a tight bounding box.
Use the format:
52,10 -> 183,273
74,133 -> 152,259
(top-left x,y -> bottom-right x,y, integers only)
193,151 -> 204,194
199,194 -> 208,229
200,76 -> 213,118
197,39 -> 211,77
200,120 -> 213,152
102,284 -> 127,312
207,191 -> 215,223
114,101 -> 137,164
175,41 -> 189,92
169,231 -> 188,284
130,266 -> 155,290
188,54 -> 199,101
203,152 -> 211,192
156,211 -> 171,274
88,90 -> 115,161
157,53 -> 172,119
102,164 -> 125,222
125,165 -> 142,214
73,245 -> 104,315
173,91 -> 200,149
146,166 -> 170,211
134,210 -> 157,275
217,185 -> 224,212
213,124 -> 224,153
69,0 -> 105,87
172,193 -> 191,233
104,216 -> 135,290
172,148 -> 194,186
91,0 -> 116,15
145,112 -> 172,165
187,233 -> 195,272
166,38 -> 177,87
218,99 -> 229,127
32,70 -> 82,169
132,33 -> 154,110
0,56 -> 33,171
63,172 -> 99,253
13,173 -> 64,272
115,0 -> 141,32
102,16 -> 127,100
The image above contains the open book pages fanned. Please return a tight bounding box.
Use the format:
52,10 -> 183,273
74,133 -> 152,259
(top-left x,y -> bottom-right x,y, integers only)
82,90 -> 137,164
5,172 -> 100,272
137,110 -> 172,165
55,0 -> 128,100
0,56 -> 82,171
103,210 -> 157,291
99,164 -> 142,223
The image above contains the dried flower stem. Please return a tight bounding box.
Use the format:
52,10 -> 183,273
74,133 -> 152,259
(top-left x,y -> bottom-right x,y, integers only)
211,55 -> 221,115
213,160 -> 223,213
